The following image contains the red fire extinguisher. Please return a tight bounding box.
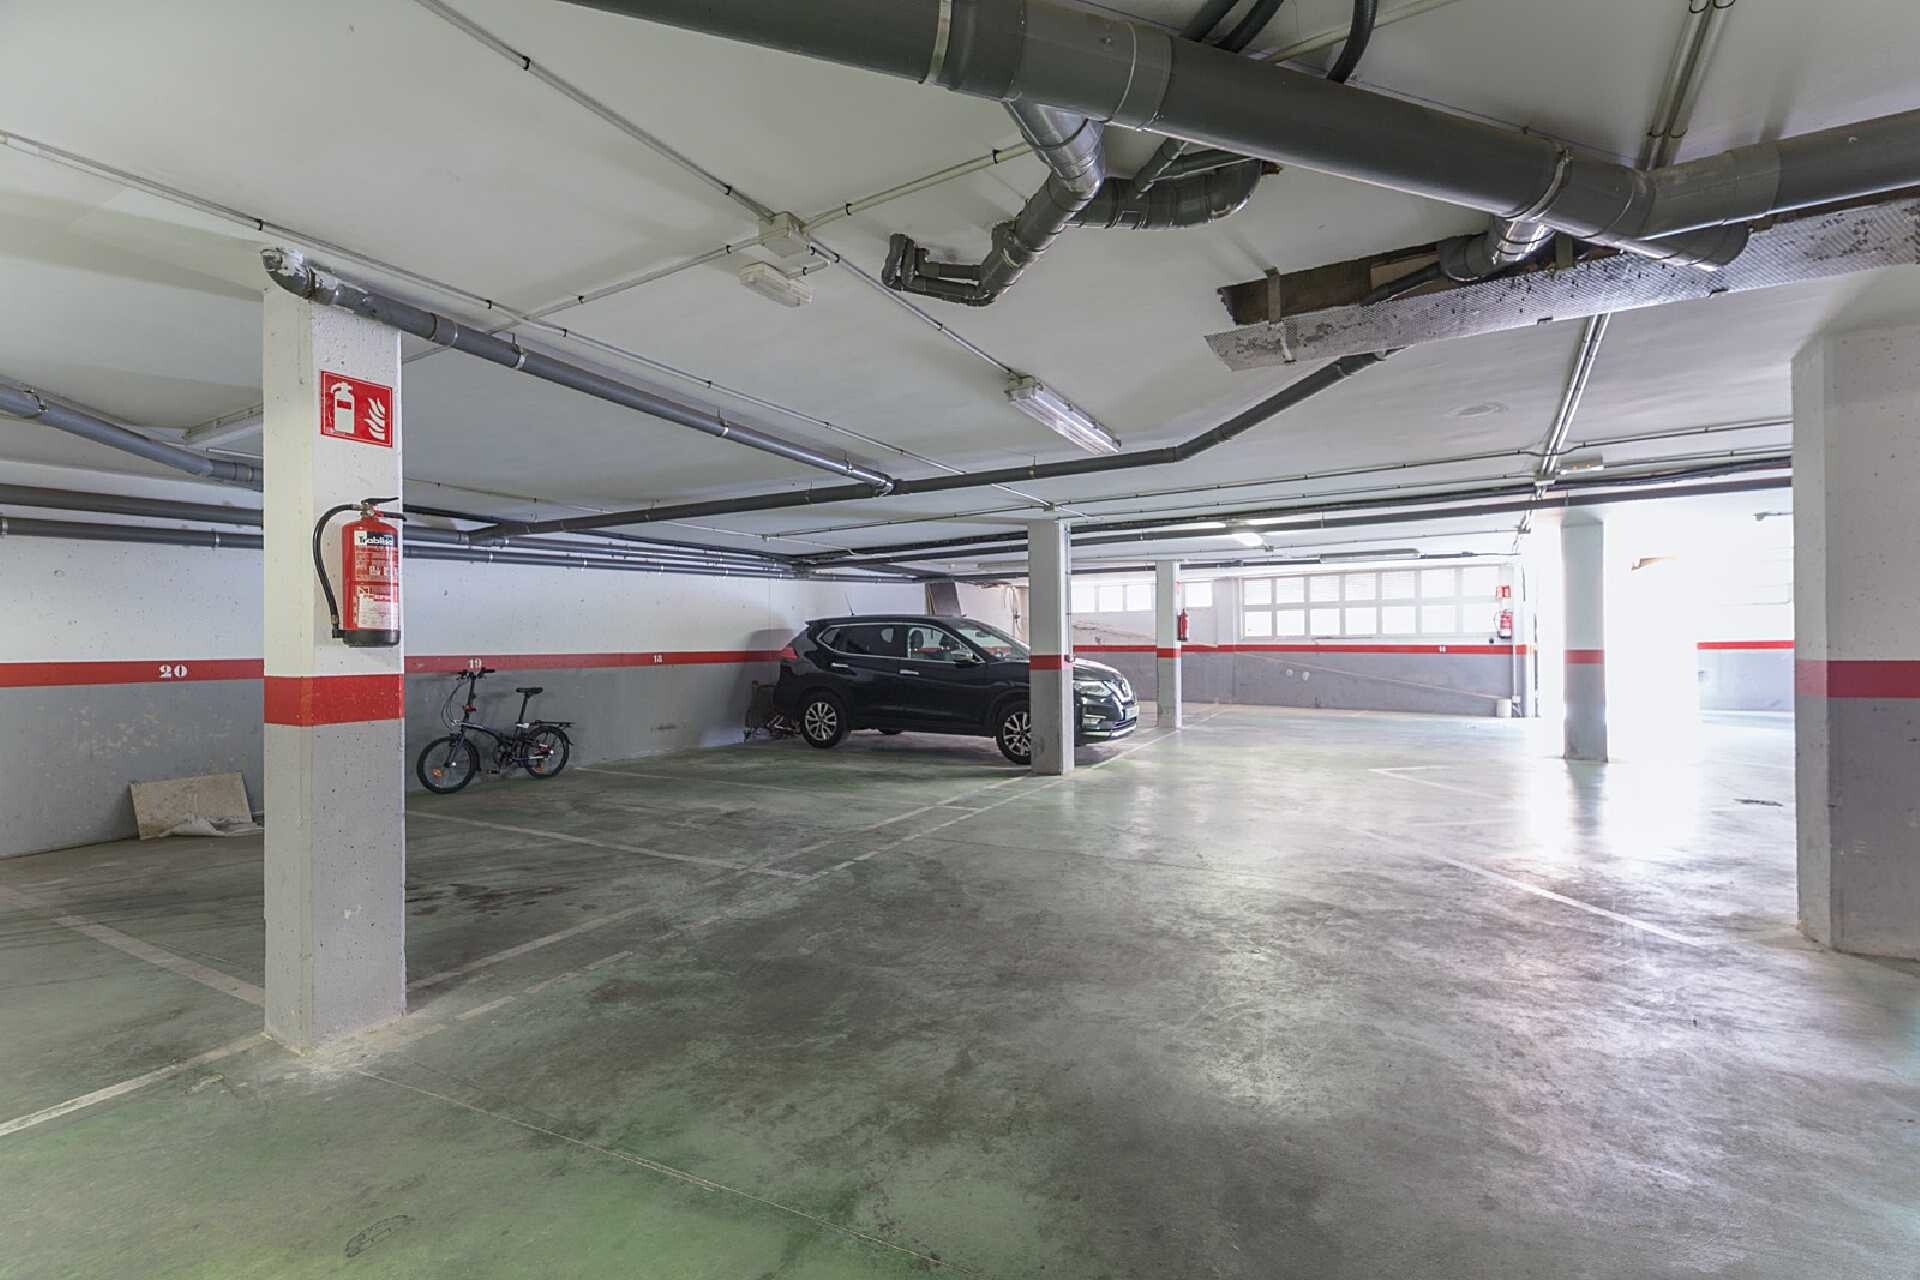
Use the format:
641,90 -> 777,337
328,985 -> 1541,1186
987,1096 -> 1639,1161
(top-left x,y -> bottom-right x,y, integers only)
1176,609 -> 1191,643
313,497 -> 401,647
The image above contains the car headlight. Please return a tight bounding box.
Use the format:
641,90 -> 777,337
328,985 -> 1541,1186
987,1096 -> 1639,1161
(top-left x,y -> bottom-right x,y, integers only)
1074,678 -> 1106,694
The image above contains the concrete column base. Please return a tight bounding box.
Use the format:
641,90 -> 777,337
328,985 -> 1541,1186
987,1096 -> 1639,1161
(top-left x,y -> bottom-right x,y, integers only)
1564,657 -> 1607,762
264,719 -> 407,1049
1794,693 -> 1920,956
1030,662 -> 1074,776
1156,653 -> 1182,728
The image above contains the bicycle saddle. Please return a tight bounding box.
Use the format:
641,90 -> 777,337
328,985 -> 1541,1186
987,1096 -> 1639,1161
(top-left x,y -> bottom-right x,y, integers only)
515,685 -> 544,695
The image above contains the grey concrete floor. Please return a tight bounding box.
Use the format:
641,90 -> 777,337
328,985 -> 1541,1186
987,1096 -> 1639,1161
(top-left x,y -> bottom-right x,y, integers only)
1,706 -> 1916,1278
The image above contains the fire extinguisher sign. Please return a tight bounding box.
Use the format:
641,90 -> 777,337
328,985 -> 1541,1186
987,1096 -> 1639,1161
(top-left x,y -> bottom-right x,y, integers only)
318,371 -> 395,448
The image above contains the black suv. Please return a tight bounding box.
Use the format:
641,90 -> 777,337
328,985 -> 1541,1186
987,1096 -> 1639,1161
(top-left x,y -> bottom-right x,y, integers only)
774,616 -> 1138,764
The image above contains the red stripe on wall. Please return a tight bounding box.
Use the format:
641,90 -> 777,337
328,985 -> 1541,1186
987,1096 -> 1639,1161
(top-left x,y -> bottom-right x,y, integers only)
263,674 -> 405,726
1232,642 -> 1526,656
1566,649 -> 1606,665
0,659 -> 264,688
0,651 -> 783,689
1155,647 -> 1179,659
1698,640 -> 1794,651
1073,642 -> 1526,657
406,649 -> 780,674
1796,659 -> 1920,699
0,643 -> 1533,691
1031,654 -> 1072,670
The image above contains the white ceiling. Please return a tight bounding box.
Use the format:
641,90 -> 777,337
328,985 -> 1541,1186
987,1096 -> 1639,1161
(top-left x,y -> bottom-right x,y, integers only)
1,0 -> 1913,566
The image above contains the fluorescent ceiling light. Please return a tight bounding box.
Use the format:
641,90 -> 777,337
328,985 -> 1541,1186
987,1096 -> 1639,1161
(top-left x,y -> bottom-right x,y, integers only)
1230,530 -> 1265,548
1559,451 -> 1605,473
737,260 -> 811,308
1006,375 -> 1121,455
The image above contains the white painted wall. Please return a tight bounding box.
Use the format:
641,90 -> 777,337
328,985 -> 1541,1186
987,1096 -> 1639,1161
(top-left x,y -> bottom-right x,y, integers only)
0,538 -> 918,664
0,536 -> 920,855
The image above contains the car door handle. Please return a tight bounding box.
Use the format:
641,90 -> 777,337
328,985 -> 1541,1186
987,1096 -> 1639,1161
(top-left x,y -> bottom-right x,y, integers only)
829,662 -> 850,670
898,669 -> 919,676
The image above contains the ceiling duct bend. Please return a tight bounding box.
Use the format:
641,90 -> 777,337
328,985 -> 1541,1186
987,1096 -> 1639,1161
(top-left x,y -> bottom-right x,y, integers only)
561,0 -> 1920,271
0,385 -> 261,489
883,95 -> 1264,304
261,248 -> 895,493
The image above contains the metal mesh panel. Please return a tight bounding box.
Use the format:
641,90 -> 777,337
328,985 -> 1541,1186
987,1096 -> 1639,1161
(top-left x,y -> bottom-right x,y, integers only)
1207,198 -> 1920,371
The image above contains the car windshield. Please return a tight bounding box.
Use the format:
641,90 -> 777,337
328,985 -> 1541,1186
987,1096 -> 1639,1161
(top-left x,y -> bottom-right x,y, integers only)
949,620 -> 1028,661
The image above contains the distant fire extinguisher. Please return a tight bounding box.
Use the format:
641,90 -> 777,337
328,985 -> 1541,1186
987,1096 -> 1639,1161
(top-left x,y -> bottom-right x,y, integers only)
1497,607 -> 1514,640
313,497 -> 401,647
1177,609 -> 1191,643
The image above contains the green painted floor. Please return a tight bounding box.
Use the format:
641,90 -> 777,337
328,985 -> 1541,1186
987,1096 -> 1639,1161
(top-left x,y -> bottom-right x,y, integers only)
2,707 -> 1917,1277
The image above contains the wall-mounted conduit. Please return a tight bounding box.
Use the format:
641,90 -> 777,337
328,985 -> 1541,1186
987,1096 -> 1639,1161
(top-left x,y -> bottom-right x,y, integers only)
262,249 -> 897,492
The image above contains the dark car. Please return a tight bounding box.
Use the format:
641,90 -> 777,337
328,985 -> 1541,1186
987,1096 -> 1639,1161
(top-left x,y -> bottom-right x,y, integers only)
774,616 -> 1138,764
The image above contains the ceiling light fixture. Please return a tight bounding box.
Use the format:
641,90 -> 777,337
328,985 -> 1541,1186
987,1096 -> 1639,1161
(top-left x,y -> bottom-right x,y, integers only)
1005,375 -> 1122,455
1558,451 -> 1606,474
1230,529 -> 1266,548
737,260 -> 812,308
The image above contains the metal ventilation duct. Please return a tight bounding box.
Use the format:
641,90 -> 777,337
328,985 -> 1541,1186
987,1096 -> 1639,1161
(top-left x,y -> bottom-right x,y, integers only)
556,0 -> 1920,270
1207,196 -> 1920,370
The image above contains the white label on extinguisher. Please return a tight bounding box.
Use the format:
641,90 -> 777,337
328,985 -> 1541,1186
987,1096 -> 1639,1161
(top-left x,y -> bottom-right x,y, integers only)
356,589 -> 397,630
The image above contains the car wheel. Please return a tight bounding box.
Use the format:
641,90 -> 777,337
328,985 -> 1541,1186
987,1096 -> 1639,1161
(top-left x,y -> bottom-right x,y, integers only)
995,701 -> 1033,765
799,692 -> 848,749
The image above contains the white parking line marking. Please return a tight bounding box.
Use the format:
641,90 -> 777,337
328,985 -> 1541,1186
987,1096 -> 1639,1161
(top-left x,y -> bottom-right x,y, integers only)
0,1034 -> 267,1140
407,901 -> 661,992
354,1069 -> 965,1271
1369,766 -> 1504,799
0,885 -> 264,1007
574,766 -> 934,804
407,811 -> 806,880
1426,855 -> 1708,946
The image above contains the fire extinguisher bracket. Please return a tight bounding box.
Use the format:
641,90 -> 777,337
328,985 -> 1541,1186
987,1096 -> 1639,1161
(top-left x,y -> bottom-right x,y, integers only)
312,497 -> 401,647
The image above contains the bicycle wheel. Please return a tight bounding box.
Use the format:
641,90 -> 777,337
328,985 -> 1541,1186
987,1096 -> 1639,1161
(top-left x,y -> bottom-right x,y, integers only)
417,736 -> 481,793
523,728 -> 571,779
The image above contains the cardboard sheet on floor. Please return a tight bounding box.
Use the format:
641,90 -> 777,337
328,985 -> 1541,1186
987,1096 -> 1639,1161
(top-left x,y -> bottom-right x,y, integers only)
130,772 -> 260,840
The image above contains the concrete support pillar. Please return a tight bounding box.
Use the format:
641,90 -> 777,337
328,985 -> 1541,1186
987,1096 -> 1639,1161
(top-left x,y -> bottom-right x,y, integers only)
1027,520 -> 1074,776
1562,514 -> 1608,762
1155,560 -> 1182,728
262,287 -> 407,1049
1793,317 -> 1920,958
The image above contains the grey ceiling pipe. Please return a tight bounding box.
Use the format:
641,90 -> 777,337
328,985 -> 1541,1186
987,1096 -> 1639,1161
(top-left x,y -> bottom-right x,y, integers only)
261,248 -> 896,493
809,456 -> 1791,567
559,0 -> 1920,269
1071,157 -> 1264,230
885,101 -> 1106,306
473,351 -> 1389,539
787,452 -> 1789,568
0,515 -> 901,581
0,481 -> 821,574
1435,218 -> 1554,282
0,385 -> 261,489
0,482 -> 262,526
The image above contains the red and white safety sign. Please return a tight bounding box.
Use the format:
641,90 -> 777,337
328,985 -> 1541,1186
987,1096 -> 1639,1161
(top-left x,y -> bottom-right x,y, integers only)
319,371 -> 395,448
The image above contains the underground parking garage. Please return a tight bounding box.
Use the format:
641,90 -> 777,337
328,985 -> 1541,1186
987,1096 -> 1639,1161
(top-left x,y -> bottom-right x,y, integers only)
2,0 -> 1919,1274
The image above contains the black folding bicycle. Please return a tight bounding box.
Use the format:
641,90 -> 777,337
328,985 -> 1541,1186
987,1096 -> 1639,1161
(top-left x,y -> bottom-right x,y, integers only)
416,667 -> 573,794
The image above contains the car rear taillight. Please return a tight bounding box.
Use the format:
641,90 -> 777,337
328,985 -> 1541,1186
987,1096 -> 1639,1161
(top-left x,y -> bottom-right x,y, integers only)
779,644 -> 799,663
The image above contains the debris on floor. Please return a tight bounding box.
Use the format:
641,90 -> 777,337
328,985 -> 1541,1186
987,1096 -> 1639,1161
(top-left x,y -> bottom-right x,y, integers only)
129,771 -> 260,839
